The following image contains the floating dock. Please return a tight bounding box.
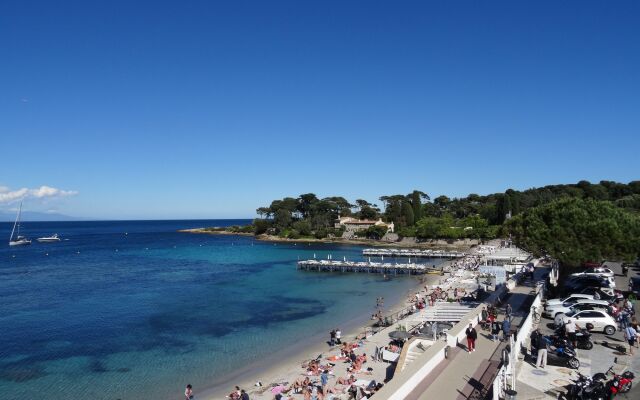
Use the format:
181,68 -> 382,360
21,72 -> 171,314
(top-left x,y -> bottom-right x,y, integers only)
362,248 -> 466,259
296,260 -> 443,275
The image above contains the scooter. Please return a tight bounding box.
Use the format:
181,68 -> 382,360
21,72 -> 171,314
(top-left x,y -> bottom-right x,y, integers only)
542,337 -> 580,369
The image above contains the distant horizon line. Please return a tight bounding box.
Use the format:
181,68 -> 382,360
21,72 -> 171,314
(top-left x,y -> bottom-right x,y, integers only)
0,217 -> 256,223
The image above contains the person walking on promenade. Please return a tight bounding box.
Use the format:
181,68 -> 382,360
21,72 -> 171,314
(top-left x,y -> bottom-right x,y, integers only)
491,317 -> 500,341
501,318 -> 511,342
481,306 -> 488,320
465,323 -> 478,352
536,333 -> 548,368
185,384 -> 194,400
624,325 -> 637,355
530,328 -> 540,356
506,303 -> 513,322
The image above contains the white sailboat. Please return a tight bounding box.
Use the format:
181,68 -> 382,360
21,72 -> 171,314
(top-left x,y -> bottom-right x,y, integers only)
9,201 -> 32,246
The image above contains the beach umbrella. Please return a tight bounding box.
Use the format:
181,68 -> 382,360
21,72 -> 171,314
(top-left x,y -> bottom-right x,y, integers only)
389,331 -> 412,340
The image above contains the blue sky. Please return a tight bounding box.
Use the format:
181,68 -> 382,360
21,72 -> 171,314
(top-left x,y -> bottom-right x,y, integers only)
1,1 -> 639,219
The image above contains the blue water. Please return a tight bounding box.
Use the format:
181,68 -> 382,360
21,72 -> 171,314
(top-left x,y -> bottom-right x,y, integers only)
0,220 -> 432,400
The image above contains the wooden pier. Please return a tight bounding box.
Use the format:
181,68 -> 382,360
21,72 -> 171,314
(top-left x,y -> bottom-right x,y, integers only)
362,248 -> 466,259
296,260 -> 444,275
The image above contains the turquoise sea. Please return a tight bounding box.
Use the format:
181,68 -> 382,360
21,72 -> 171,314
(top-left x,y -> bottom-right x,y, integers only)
0,220 -> 439,400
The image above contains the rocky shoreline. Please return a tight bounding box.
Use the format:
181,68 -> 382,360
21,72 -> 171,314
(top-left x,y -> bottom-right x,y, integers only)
179,228 -> 477,250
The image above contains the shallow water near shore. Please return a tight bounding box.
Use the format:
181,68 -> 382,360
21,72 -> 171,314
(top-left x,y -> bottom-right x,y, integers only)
0,220 -> 441,400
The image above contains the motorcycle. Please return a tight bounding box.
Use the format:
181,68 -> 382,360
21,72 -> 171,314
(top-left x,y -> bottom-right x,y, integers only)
553,327 -> 594,350
604,365 -> 634,396
566,372 -> 607,400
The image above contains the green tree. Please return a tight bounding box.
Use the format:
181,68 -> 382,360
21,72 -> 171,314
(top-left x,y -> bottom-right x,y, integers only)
297,193 -> 319,219
410,190 -> 429,222
273,208 -> 292,231
292,220 -> 312,236
504,197 -> 640,267
401,201 -> 415,226
253,218 -> 272,234
355,199 -> 380,220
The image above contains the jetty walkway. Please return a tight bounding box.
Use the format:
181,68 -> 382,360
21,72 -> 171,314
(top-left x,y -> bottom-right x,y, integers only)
296,260 -> 443,275
363,248 -> 466,258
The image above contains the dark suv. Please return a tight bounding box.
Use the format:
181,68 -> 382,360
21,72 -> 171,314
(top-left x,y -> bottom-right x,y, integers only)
629,277 -> 640,296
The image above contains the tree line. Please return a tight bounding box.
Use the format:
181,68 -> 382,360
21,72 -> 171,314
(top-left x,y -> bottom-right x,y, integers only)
248,180 -> 640,266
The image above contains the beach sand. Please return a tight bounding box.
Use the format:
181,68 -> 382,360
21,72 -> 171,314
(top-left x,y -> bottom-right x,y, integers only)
198,271 -> 447,400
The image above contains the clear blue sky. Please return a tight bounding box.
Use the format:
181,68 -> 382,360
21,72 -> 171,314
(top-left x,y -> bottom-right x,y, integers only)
1,1 -> 639,219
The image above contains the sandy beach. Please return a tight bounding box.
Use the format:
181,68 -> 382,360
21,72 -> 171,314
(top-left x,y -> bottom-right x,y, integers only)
198,269 -> 449,400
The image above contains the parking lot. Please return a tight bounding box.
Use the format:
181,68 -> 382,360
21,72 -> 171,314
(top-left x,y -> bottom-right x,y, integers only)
515,261 -> 639,399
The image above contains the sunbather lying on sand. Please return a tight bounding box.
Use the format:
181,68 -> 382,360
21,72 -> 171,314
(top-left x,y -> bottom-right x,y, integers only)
335,375 -> 356,386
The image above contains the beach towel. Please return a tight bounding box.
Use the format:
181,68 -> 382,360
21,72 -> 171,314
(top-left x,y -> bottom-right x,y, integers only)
271,385 -> 285,395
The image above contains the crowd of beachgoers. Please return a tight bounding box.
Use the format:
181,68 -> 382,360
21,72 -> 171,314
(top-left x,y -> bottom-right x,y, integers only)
184,243 -> 508,400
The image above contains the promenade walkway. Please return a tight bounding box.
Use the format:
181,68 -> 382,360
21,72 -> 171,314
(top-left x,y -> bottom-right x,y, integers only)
405,270 -> 544,400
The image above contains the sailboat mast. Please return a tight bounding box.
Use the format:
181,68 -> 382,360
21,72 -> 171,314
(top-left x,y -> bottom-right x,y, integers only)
16,202 -> 22,238
10,201 -> 22,242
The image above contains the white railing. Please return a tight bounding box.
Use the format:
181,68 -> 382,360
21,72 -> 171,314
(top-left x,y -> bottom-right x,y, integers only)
492,282 -> 545,398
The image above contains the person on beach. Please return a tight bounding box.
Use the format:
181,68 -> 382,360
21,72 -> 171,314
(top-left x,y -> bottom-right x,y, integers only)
185,384 -> 194,400
240,389 -> 249,400
335,328 -> 342,344
329,329 -> 336,346
465,323 -> 477,352
336,375 -> 356,386
321,369 -> 329,392
229,386 -> 241,400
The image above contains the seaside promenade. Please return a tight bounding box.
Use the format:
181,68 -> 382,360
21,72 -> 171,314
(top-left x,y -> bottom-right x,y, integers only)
405,276 -> 539,399
371,262 -> 545,400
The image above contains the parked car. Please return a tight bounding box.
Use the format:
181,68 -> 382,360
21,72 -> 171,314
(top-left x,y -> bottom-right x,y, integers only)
545,299 -> 611,318
552,301 -> 612,326
571,267 -> 615,279
563,276 -> 614,294
570,271 -> 616,287
561,309 -> 618,335
546,294 -> 594,307
629,277 -> 640,296
576,287 -> 623,302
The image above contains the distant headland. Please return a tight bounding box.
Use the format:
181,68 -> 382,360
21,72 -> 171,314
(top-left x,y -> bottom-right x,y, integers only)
181,179 -> 640,267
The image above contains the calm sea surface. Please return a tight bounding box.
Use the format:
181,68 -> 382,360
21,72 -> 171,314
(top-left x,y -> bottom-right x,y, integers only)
0,220 -> 436,400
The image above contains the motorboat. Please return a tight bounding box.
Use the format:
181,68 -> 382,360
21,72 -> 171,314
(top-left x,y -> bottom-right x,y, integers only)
37,234 -> 61,242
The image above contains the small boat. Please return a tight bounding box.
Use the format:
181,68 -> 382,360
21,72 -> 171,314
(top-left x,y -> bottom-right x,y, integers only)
37,234 -> 61,243
9,201 -> 31,246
